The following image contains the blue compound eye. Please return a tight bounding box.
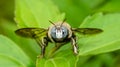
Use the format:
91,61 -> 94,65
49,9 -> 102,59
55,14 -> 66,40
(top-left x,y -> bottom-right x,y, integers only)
51,27 -> 56,38
61,27 -> 68,38
51,26 -> 68,39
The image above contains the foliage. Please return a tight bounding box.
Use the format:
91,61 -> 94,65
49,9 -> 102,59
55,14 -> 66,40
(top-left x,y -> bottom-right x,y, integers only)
0,0 -> 120,67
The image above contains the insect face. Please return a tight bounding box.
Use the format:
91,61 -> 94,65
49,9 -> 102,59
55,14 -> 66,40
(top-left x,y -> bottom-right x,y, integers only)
51,26 -> 68,40
48,22 -> 72,42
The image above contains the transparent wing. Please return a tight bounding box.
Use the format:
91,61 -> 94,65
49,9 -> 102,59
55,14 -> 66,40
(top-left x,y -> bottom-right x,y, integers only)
15,28 -> 47,38
15,28 -> 48,57
72,28 -> 103,35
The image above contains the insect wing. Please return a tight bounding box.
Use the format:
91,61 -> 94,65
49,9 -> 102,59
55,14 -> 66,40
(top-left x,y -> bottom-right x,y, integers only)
73,28 -> 103,35
15,28 -> 47,38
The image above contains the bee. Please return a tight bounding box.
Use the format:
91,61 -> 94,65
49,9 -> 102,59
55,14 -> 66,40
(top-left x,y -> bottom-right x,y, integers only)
15,19 -> 103,58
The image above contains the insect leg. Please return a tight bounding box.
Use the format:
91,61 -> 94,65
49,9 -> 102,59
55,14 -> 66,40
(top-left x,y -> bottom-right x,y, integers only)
35,37 -> 48,58
48,42 -> 66,58
71,37 -> 78,55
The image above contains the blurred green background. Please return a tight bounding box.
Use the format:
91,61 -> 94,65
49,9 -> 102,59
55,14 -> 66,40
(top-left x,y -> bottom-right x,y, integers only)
0,0 -> 120,67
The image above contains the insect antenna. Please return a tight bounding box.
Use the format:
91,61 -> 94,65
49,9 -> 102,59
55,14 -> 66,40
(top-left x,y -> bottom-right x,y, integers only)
49,20 -> 57,28
60,18 -> 66,27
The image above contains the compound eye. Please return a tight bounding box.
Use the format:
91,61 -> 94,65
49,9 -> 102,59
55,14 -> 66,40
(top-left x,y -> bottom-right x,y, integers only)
61,27 -> 68,38
62,29 -> 65,34
51,27 -> 56,38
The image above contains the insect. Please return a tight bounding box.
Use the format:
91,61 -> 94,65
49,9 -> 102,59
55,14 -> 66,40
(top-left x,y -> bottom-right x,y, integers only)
15,19 -> 103,58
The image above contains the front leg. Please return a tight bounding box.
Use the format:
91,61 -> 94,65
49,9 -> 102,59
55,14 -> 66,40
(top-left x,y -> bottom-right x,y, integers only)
48,42 -> 66,58
71,37 -> 78,55
35,37 -> 48,58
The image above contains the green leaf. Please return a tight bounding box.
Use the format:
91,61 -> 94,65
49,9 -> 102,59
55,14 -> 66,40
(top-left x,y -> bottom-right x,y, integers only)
15,0 -> 66,64
95,0 -> 120,13
15,0 -> 65,28
36,49 -> 77,67
14,0 -> 120,66
78,13 -> 120,56
0,55 -> 22,67
52,0 -> 90,27
76,53 -> 115,67
80,0 -> 105,9
0,35 -> 35,67
36,43 -> 78,67
0,19 -> 40,62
